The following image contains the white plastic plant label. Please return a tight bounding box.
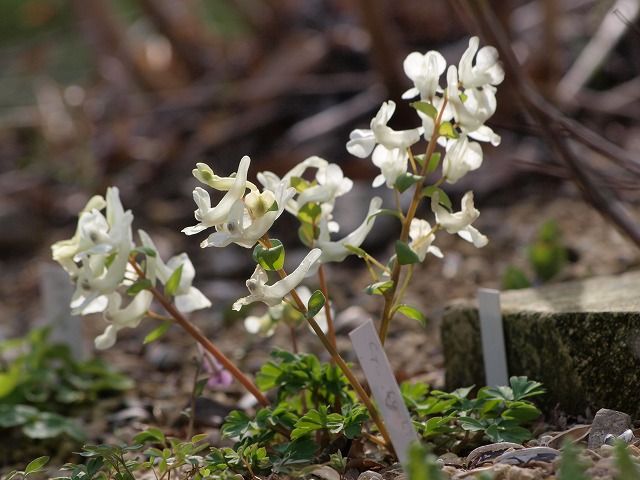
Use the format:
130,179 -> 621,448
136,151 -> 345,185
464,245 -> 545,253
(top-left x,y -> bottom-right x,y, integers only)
349,319 -> 419,464
477,288 -> 509,386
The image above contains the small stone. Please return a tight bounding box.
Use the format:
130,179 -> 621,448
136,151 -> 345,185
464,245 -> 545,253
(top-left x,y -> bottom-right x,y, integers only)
357,471 -> 383,480
588,408 -> 632,449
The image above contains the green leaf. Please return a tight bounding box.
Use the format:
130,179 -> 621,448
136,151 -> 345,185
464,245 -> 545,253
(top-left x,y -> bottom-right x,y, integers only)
426,152 -> 442,175
613,440 -> 640,479
502,266 -> 531,290
368,208 -> 403,222
132,246 -> 156,257
405,442 -> 445,480
558,442 -> 589,480
25,456 -> 49,475
438,121 -> 458,139
0,404 -> 38,427
126,278 -> 153,296
0,363 -> 22,398
307,290 -> 326,319
410,101 -> 438,119
133,428 -> 165,444
297,202 -> 322,224
509,377 -> 545,401
364,280 -> 394,296
421,186 -> 452,210
395,173 -> 423,193
344,244 -> 367,258
290,176 -> 312,193
22,412 -> 77,440
164,264 -> 184,297
298,222 -> 317,246
501,402 -> 541,422
395,305 -> 426,326
457,417 -> 486,432
395,241 -> 420,265
291,407 -> 329,440
252,239 -> 285,271
143,321 -> 172,344
484,422 -> 532,443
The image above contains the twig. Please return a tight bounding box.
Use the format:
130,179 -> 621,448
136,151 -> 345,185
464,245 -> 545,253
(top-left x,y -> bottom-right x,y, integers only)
460,0 -> 640,249
129,259 -> 270,407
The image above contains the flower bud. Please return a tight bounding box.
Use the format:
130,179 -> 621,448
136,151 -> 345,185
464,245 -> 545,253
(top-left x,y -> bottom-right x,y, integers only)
245,190 -> 276,218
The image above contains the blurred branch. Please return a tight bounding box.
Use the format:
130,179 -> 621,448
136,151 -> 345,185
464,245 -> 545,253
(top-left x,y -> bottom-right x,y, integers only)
137,0 -> 220,79
556,0 -> 640,103
458,0 -> 640,248
354,0 -> 405,100
71,0 -> 162,93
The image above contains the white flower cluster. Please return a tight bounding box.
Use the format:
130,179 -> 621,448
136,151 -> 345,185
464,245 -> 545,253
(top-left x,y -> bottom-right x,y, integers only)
54,37 -> 502,346
52,188 -> 210,349
183,154 -> 383,319
346,36 -> 504,250
179,37 -> 502,336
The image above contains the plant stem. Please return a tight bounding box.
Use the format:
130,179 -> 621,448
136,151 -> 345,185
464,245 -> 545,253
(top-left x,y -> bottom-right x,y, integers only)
378,97 -> 448,344
268,266 -> 395,456
129,259 -> 270,407
289,325 -> 299,353
317,264 -> 337,349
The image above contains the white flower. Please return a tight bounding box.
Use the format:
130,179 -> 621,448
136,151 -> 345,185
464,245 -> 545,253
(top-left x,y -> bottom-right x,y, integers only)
257,156 -> 328,215
442,135 -> 483,184
296,163 -> 353,207
51,194 -> 107,270
346,101 -> 421,158
244,309 -> 279,337
402,51 -> 447,100
409,219 -> 443,261
313,197 -> 383,267
138,230 -> 211,313
233,248 -> 322,310
52,187 -> 134,315
458,36 -> 504,89
94,290 -> 153,349
371,145 -> 407,188
192,162 -> 258,192
182,156 -> 251,235
446,66 -> 501,146
431,191 -> 488,247
202,180 -> 295,248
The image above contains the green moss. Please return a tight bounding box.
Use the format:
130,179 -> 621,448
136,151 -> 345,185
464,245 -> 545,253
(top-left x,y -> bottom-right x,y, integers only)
442,306 -> 640,417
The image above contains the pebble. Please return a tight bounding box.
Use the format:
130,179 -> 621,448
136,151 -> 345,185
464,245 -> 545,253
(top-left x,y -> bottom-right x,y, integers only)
357,471 -> 383,480
587,408 -> 632,449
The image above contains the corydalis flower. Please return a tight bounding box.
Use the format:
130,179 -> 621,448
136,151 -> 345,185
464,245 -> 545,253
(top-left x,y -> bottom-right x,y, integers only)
409,219 -> 443,261
346,101 -> 421,158
184,156 -> 294,249
51,187 -> 134,315
442,135 -> 483,184
182,156 -> 251,236
402,50 -> 447,100
371,145 -> 407,188
233,249 -> 322,310
432,192 -> 487,248
138,230 -> 211,313
313,197 -> 383,266
94,290 -> 153,349
458,36 -> 504,89
203,181 -> 295,248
